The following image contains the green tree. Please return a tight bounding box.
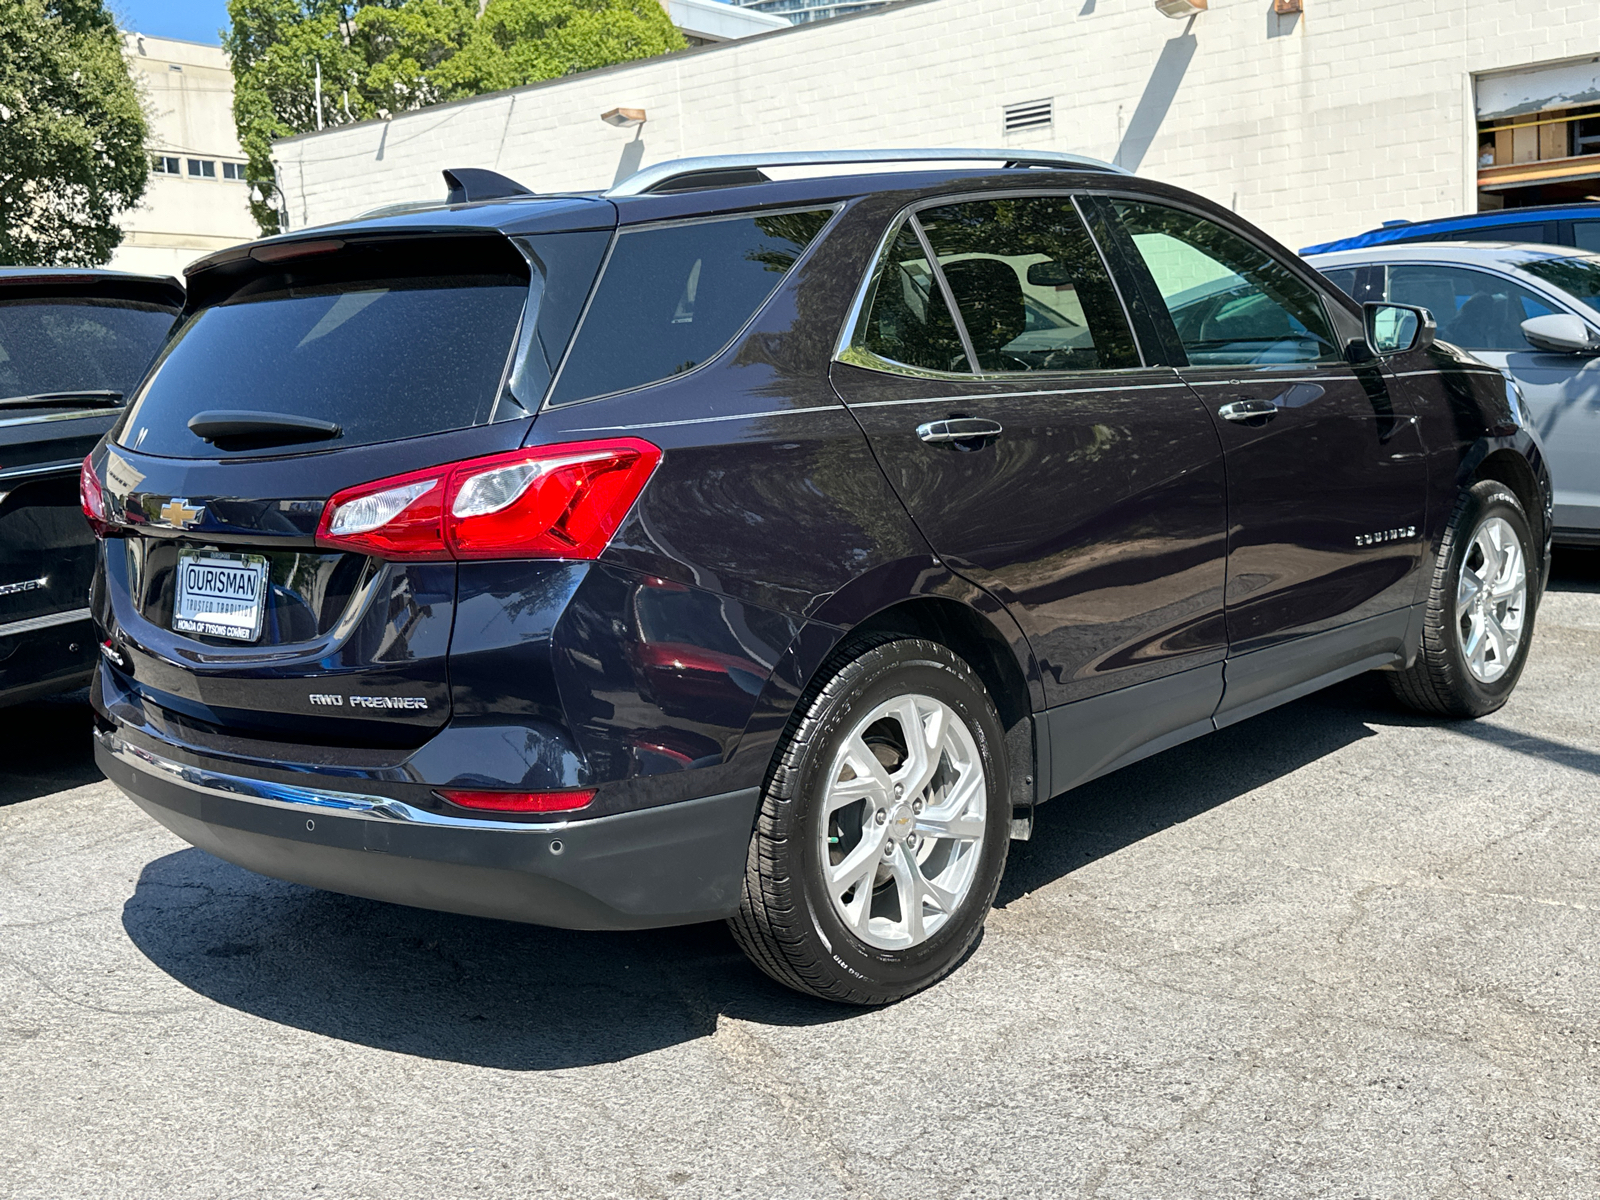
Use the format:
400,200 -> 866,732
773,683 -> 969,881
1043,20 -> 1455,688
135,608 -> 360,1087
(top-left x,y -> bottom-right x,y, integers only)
0,0 -> 149,266
226,0 -> 685,236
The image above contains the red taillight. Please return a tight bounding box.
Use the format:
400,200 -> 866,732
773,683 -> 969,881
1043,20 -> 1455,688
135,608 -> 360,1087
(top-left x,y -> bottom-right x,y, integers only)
79,454 -> 111,536
437,788 -> 596,814
316,439 -> 661,562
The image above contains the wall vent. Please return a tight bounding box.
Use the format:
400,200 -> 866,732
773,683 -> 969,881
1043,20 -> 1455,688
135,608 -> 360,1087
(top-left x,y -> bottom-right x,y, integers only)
1004,98 -> 1053,135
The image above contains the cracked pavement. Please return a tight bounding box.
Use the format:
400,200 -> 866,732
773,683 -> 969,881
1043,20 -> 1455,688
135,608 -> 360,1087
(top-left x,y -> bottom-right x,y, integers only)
4,552 -> 1600,1199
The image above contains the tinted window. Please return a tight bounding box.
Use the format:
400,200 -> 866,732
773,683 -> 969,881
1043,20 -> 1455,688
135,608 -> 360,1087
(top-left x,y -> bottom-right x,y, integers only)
1431,222 -> 1547,246
1318,265 -> 1386,304
1515,256 -> 1600,311
858,224 -> 969,373
550,209 -> 832,405
121,266 -> 528,457
1385,264 -> 1555,351
1319,267 -> 1356,297
1573,221 -> 1600,254
0,300 -> 175,402
1113,200 -> 1340,366
917,197 -> 1139,372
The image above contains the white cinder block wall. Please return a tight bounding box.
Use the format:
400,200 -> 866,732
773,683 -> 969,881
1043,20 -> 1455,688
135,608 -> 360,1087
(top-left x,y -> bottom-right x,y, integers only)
271,0 -> 1600,252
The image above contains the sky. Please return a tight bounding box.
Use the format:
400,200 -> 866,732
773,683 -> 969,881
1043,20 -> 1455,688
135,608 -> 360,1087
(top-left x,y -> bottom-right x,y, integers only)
110,0 -> 232,44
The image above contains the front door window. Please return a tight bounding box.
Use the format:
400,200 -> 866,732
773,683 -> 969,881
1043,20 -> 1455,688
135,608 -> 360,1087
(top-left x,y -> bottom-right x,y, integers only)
1111,200 -> 1341,366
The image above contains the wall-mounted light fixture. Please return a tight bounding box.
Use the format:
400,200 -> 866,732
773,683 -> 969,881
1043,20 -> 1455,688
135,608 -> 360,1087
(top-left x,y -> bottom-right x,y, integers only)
601,108 -> 647,128
1273,0 -> 1303,13
1152,0 -> 1206,17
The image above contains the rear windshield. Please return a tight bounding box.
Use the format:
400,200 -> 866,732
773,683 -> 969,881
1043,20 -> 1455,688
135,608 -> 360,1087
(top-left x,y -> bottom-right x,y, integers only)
119,240 -> 532,458
0,299 -> 175,403
549,208 -> 834,405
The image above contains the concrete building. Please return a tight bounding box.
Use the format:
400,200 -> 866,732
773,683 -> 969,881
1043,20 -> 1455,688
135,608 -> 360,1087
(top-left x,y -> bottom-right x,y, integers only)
269,0 -> 1600,256
112,33 -> 257,279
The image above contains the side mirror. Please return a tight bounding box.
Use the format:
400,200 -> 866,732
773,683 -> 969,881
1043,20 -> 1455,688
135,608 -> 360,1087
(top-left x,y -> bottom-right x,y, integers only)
1520,312 -> 1600,355
1026,260 -> 1073,287
1362,301 -> 1435,356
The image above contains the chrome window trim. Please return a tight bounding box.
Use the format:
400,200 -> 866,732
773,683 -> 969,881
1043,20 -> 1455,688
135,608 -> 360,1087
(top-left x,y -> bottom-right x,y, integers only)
831,187 -> 1152,380
0,458 -> 81,483
539,201 -> 846,412
0,408 -> 119,432
97,730 -> 576,833
0,608 -> 90,639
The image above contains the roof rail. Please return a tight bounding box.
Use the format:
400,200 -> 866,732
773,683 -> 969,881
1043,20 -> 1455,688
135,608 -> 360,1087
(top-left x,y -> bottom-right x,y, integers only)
605,148 -> 1128,197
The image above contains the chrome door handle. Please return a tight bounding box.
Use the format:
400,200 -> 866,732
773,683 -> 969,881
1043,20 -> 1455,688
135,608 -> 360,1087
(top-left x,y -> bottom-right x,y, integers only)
916,417 -> 1003,444
1217,399 -> 1279,423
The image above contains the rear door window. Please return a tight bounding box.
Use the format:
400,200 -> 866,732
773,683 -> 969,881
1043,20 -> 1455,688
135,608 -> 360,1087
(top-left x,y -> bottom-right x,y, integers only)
857,223 -> 970,373
1573,221 -> 1600,253
914,196 -> 1140,372
0,300 -> 175,403
1385,264 -> 1556,350
549,209 -> 834,405
119,239 -> 532,458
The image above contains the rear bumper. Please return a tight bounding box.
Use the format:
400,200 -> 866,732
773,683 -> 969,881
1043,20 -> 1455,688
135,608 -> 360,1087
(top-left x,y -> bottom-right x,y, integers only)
96,730 -> 759,931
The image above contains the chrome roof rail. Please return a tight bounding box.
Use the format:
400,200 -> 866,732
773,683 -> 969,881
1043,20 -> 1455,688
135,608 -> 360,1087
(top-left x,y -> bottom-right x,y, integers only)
605,148 -> 1128,197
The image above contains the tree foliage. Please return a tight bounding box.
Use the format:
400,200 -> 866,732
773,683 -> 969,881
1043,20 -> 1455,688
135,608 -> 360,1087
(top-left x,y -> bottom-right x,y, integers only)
0,0 -> 149,266
226,0 -> 686,235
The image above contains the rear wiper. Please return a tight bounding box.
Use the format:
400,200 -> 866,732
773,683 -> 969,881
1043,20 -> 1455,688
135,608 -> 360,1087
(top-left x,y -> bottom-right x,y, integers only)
0,390 -> 123,409
188,410 -> 343,447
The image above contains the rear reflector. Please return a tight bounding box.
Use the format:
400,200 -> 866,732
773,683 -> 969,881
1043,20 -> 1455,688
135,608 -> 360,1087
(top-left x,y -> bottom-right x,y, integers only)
437,789 -> 596,814
316,438 -> 661,562
79,454 -> 112,537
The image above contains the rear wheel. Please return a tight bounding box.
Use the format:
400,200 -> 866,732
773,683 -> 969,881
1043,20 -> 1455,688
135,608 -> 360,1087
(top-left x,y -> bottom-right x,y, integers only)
729,637 -> 1010,1005
1388,481 -> 1536,717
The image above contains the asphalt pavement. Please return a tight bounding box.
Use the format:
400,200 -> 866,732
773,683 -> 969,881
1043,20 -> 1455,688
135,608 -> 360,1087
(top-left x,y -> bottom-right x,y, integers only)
4,552 -> 1600,1199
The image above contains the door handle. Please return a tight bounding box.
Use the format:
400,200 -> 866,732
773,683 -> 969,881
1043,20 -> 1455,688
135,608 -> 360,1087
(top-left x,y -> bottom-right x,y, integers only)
916,417 -> 1003,444
1217,399 -> 1279,423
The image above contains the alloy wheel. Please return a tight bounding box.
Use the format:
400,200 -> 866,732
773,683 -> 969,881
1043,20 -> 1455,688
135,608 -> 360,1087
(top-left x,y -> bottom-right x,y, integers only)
819,693 -> 987,950
1456,515 -> 1527,684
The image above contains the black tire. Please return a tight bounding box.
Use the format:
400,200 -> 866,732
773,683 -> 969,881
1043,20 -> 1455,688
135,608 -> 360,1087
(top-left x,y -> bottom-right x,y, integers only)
728,636 -> 1011,1005
1388,480 -> 1537,718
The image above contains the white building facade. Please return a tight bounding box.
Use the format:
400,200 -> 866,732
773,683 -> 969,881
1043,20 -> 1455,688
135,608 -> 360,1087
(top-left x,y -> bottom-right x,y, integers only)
112,33 -> 259,279
269,0 -> 1600,255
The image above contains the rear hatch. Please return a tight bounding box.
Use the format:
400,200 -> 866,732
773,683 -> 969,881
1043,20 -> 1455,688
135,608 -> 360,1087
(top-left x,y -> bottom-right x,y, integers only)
1,272 -> 180,674
90,217 -> 613,747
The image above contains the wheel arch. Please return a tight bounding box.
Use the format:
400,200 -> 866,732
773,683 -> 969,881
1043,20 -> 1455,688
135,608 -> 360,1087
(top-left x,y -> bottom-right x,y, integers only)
1468,445 -> 1549,574
847,596 -> 1035,734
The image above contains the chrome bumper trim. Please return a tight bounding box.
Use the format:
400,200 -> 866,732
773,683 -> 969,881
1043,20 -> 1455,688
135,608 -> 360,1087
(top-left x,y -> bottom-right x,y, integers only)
96,730 -> 570,833
0,607 -> 91,638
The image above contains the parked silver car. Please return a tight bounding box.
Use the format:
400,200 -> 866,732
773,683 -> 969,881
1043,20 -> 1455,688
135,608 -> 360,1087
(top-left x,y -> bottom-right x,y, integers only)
1307,242 -> 1600,546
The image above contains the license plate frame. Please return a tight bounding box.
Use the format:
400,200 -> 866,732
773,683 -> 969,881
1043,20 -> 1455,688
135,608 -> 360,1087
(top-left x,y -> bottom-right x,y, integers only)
173,551 -> 269,642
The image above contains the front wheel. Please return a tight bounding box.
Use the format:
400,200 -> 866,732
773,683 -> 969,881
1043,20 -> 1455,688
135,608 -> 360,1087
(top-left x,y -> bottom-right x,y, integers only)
1388,480 -> 1537,717
728,637 -> 1010,1005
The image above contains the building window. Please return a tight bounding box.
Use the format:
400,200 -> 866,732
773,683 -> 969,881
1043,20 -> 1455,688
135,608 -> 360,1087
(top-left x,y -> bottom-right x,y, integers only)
222,162 -> 246,181
187,159 -> 216,178
152,155 -> 180,174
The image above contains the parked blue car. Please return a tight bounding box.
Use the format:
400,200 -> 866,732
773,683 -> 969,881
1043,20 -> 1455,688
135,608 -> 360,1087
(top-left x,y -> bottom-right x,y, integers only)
1302,203 -> 1600,256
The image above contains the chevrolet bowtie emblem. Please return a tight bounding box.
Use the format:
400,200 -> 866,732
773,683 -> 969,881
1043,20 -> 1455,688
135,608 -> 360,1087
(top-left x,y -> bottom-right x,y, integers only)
158,497 -> 205,529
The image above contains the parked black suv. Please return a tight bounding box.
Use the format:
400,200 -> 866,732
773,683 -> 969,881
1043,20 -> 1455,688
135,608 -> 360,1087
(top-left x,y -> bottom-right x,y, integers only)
0,268 -> 181,707
87,151 -> 1550,1003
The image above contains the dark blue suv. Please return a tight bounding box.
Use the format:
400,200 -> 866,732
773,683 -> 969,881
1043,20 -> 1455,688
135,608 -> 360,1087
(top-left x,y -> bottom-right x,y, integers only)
86,151 -> 1551,1003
